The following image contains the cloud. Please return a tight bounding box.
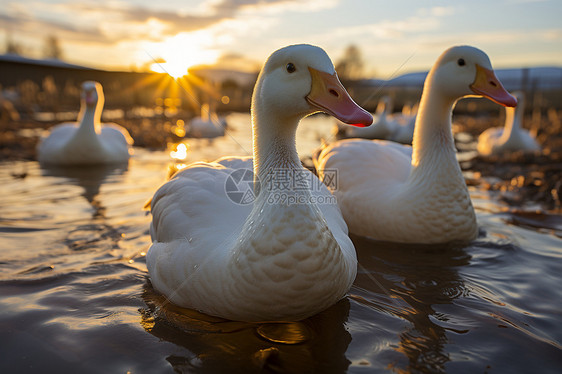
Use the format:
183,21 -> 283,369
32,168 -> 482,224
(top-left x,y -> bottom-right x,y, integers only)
427,6 -> 456,17
210,0 -> 336,13
226,0 -> 340,13
213,52 -> 261,72
333,5 -> 460,41
0,0 -> 336,48
0,8 -> 105,43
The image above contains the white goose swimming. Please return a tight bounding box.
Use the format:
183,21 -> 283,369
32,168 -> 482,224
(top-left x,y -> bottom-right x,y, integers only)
37,81 -> 133,165
147,44 -> 372,322
314,46 -> 517,244
477,91 -> 540,155
188,103 -> 227,138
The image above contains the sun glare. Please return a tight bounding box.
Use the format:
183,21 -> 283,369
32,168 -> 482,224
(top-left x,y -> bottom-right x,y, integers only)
170,143 -> 189,160
148,32 -> 220,79
151,61 -> 189,79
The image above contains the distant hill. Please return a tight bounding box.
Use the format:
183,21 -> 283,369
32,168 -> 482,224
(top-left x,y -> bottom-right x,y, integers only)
0,54 -> 94,70
369,67 -> 562,91
0,54 -> 259,89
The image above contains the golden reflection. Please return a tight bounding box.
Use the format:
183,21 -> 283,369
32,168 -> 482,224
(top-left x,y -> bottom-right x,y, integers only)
172,127 -> 186,137
164,98 -> 174,107
139,307 -> 156,332
166,163 -> 188,180
172,119 -> 186,137
256,322 -> 312,344
170,143 -> 189,160
167,142 -> 191,179
140,281 -> 352,373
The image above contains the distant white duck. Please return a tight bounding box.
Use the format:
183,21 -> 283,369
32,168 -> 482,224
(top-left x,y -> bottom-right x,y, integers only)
314,46 -> 517,244
345,95 -> 395,139
390,102 -> 418,144
37,81 -> 133,165
146,44 -> 372,322
477,91 -> 540,155
188,103 -> 227,138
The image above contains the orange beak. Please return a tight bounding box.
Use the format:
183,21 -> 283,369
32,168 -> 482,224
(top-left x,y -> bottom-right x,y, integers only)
470,64 -> 517,107
306,67 -> 373,127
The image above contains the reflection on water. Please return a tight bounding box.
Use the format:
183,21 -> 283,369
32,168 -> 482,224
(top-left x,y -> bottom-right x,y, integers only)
142,281 -> 352,374
41,163 -> 129,218
0,113 -> 561,373
350,238 -> 472,373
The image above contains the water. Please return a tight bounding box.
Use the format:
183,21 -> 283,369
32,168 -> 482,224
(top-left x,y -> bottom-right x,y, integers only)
1,113 -> 561,373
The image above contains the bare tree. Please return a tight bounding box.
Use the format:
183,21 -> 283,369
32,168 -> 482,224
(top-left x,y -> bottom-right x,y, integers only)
44,35 -> 63,60
335,45 -> 365,81
5,34 -> 23,55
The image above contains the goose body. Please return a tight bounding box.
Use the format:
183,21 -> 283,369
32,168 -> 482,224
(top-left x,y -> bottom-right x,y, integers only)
477,91 -> 539,155
37,81 -> 133,165
390,102 -> 418,144
147,44 -> 372,322
188,103 -> 227,138
314,46 -> 517,244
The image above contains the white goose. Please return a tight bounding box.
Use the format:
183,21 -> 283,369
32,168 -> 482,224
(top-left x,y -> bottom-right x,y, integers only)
314,46 -> 517,244
345,95 -> 395,139
390,102 -> 418,144
37,81 -> 133,165
188,103 -> 227,138
147,44 -> 372,322
477,91 -> 540,155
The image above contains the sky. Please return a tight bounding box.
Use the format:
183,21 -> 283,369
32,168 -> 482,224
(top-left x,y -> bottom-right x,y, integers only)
1,0 -> 561,78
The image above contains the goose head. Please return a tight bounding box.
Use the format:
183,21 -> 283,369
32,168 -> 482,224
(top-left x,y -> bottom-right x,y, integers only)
252,44 -> 372,127
428,45 -> 517,107
81,81 -> 105,113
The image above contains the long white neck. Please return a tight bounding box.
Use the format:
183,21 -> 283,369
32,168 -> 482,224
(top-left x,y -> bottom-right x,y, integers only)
201,103 -> 210,122
76,101 -> 101,138
499,104 -> 521,143
410,77 -> 459,179
400,73 -> 475,241
252,104 -> 303,183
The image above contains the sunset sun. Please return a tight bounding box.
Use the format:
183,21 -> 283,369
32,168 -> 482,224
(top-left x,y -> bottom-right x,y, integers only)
147,32 -> 220,78
150,59 -> 191,79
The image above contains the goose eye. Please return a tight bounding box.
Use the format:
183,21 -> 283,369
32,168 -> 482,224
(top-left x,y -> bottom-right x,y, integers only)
457,58 -> 466,66
286,63 -> 296,73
